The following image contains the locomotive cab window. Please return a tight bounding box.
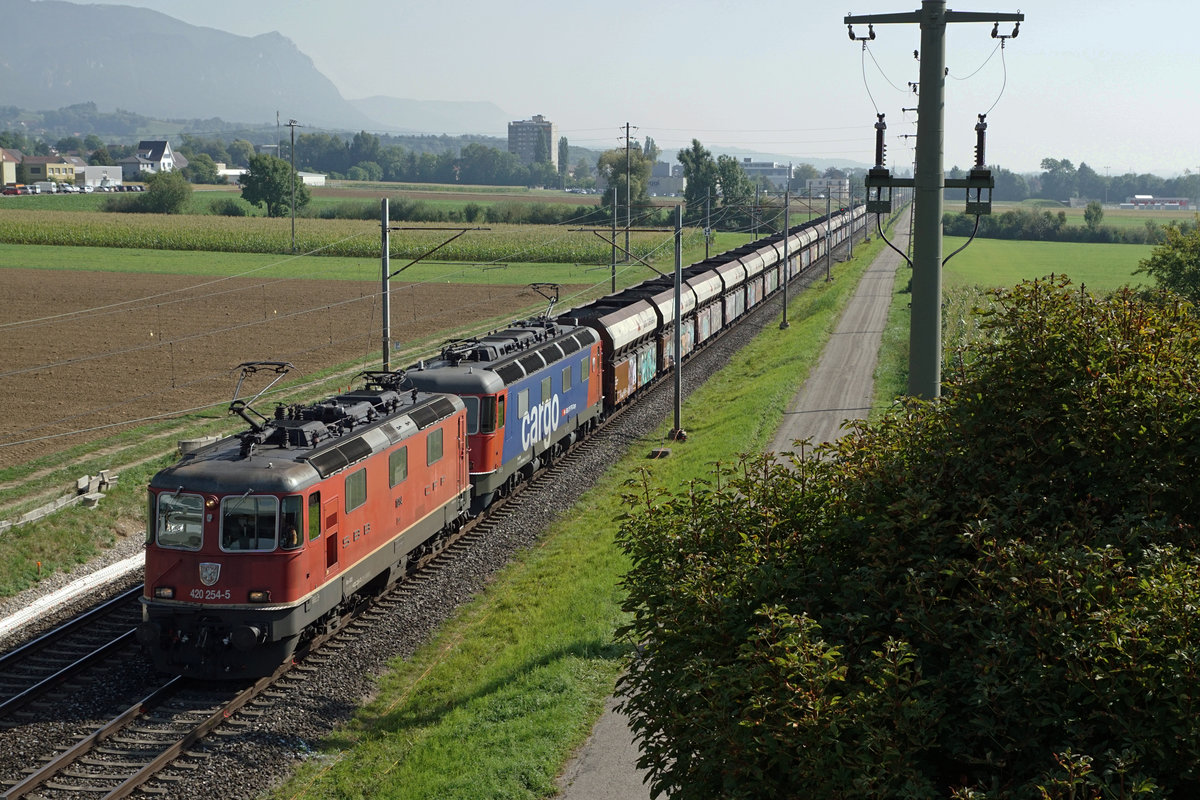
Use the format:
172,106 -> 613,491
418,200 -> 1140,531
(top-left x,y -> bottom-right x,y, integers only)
221,495 -> 279,552
463,396 -> 480,435
497,394 -> 506,428
427,427 -> 443,465
281,496 -> 303,550
480,396 -> 497,434
580,355 -> 589,382
517,388 -> 528,419
156,492 -> 203,550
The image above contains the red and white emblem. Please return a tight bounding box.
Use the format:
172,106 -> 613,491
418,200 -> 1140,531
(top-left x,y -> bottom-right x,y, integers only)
199,562 -> 221,587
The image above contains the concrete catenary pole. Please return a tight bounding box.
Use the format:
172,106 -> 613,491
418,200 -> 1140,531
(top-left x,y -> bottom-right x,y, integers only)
845,1 -> 1022,399
909,3 -> 947,399
381,198 -> 391,371
780,183 -> 791,330
672,203 -> 683,436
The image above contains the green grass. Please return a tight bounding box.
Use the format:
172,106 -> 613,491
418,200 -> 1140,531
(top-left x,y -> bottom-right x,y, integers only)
872,231 -> 1160,415
942,237 -> 1152,292
270,230 -> 887,800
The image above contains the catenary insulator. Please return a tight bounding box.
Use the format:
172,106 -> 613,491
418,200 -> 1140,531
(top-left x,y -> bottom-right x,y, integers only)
874,113 -> 888,169
974,114 -> 988,169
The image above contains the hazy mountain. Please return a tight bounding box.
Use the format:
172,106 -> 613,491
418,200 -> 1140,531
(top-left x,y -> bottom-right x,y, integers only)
2,0 -> 375,129
350,97 -> 512,137
1,0 -> 506,136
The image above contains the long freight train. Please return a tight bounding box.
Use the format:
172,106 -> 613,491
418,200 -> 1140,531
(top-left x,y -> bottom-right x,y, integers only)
137,206 -> 867,677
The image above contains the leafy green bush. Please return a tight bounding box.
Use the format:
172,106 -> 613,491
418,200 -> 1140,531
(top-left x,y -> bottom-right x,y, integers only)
618,276 -> 1200,799
209,196 -> 248,216
1136,216 -> 1200,302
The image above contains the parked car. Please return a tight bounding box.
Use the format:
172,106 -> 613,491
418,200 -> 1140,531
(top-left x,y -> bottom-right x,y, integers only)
81,185 -> 94,193
2,185 -> 19,196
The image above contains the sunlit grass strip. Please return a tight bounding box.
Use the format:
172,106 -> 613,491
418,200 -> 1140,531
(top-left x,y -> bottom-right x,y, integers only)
271,235 -> 884,800
871,232 -> 1151,417
0,210 -> 681,263
942,236 -> 1150,292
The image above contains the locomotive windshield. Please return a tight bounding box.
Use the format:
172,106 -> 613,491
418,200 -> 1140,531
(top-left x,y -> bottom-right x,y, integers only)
463,396 -> 479,434
461,396 -> 499,435
156,492 -> 203,550
221,495 -> 279,552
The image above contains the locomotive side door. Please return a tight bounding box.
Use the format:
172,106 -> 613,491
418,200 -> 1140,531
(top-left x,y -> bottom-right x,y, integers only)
323,496 -> 339,572
458,413 -> 467,494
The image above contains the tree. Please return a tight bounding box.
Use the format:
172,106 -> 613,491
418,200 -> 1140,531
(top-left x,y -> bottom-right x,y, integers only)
1076,161 -> 1105,201
55,136 -> 84,154
183,153 -> 222,185
1039,157 -> 1077,200
992,166 -> 1029,202
557,136 -> 569,185
240,153 -> 310,217
534,129 -> 551,165
1135,215 -> 1200,300
619,276 -> 1200,798
677,139 -> 718,218
1083,199 -> 1104,231
88,146 -> 115,167
596,146 -> 650,212
715,154 -> 753,210
642,136 -> 660,165
141,169 -> 192,214
788,163 -> 820,192
228,139 -> 255,167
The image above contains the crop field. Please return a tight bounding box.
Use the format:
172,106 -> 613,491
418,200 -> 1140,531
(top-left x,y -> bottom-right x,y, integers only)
942,237 -> 1152,292
0,209 -> 681,262
0,266 -> 566,471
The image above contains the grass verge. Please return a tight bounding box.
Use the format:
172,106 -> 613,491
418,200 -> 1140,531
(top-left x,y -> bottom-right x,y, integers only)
269,234 -> 887,800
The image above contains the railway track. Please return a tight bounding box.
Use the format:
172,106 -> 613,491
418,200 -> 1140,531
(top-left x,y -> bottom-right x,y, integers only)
0,227 -> 865,798
0,587 -> 143,723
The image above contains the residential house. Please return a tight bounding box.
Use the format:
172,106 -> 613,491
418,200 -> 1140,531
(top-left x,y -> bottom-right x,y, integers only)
120,140 -> 188,180
1,149 -> 21,185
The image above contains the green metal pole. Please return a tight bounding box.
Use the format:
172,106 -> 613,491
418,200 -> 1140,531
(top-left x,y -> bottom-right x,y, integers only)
909,0 -> 947,400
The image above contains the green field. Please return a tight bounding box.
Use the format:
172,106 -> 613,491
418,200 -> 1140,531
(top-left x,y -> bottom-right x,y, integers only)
942,237 -> 1152,292
0,229 -> 752,288
993,200 -> 1196,231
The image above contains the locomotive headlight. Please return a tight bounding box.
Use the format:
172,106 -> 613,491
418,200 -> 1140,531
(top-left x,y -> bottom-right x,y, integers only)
153,586 -> 175,599
248,589 -> 271,603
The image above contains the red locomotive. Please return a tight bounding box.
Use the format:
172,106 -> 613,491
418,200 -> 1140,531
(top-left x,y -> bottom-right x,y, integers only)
138,366 -> 470,677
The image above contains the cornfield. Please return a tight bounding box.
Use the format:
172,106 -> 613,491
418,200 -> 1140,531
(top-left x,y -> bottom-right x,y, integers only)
0,210 -> 690,264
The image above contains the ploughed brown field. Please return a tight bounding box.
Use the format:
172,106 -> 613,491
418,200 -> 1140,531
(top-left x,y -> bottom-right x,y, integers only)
0,268 -> 544,469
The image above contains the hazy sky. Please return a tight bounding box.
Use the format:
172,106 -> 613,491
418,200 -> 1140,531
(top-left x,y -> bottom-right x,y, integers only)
82,0 -> 1198,176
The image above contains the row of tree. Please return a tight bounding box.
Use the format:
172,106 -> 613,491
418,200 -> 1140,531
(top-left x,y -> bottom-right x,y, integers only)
949,158 -> 1200,204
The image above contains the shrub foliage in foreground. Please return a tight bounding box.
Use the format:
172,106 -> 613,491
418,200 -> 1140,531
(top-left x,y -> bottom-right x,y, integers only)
617,277 -> 1200,799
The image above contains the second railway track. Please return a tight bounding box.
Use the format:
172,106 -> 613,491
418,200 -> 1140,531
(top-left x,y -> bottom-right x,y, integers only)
0,232 -> 853,799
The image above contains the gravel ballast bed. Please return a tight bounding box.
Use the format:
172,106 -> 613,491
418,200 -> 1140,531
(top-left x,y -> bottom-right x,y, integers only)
0,275 -> 820,798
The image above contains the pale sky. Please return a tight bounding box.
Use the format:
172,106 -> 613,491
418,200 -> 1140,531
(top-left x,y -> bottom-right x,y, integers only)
81,0 -> 1199,176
